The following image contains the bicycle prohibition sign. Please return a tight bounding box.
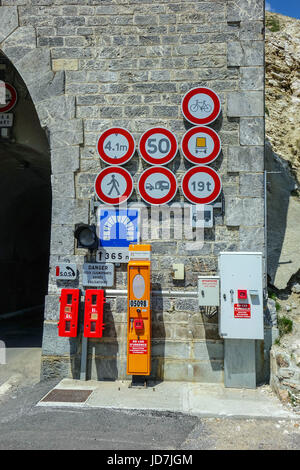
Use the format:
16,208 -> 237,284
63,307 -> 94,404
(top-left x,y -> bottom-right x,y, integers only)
181,87 -> 221,126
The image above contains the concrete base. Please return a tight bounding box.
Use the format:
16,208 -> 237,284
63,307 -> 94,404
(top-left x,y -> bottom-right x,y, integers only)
36,378 -> 299,420
224,339 -> 256,389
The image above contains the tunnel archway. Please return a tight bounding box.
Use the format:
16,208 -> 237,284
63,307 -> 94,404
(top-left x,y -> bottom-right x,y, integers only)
0,51 -> 51,347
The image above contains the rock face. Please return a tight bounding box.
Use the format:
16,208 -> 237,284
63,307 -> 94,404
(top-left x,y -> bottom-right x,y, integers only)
265,12 -> 300,182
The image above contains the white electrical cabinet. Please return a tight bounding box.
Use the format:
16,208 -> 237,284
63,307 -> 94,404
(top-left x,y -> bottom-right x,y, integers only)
198,276 -> 220,306
218,252 -> 264,340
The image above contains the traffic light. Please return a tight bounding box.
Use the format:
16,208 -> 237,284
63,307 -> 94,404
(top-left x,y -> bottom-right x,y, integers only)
74,223 -> 98,250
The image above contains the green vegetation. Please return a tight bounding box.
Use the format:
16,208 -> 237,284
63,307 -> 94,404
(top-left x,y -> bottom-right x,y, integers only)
266,16 -> 280,32
277,315 -> 293,337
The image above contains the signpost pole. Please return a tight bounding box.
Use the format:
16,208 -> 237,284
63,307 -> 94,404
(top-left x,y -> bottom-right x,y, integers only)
80,335 -> 88,381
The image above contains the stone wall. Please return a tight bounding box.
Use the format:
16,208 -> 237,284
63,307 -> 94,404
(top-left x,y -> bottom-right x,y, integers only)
0,0 -> 266,383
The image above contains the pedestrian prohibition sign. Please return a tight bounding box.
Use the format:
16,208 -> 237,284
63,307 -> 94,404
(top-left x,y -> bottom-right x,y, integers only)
138,166 -> 177,205
95,166 -> 133,205
138,127 -> 178,165
181,87 -> 221,126
181,166 -> 222,204
97,127 -> 136,165
181,126 -> 221,165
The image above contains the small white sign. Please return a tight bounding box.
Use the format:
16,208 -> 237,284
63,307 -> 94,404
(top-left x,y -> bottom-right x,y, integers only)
96,247 -> 129,263
0,113 -> 13,127
83,262 -> 114,286
190,205 -> 213,228
129,251 -> 151,261
55,263 -> 77,280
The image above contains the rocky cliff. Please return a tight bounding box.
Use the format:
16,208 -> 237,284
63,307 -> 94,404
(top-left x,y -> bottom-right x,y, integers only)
266,12 -> 300,180
266,12 -> 300,411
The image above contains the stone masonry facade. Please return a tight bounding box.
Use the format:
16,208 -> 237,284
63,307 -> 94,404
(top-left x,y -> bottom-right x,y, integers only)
0,0 -> 266,383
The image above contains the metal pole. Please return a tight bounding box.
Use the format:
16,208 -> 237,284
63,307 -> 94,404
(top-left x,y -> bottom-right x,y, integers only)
80,335 -> 88,381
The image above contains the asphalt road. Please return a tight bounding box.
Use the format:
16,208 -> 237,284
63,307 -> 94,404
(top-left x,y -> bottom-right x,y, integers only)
0,311 -> 299,452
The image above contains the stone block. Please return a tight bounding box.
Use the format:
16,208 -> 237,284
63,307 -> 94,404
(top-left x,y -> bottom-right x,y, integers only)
227,146 -> 264,172
0,7 -> 18,43
239,226 -> 265,251
44,295 -> 60,322
36,95 -> 76,128
14,48 -> 51,85
52,58 -> 79,71
227,91 -> 264,117
240,118 -> 264,145
240,67 -> 264,91
28,71 -> 65,104
225,197 -> 264,226
227,0 -> 264,22
227,41 -> 264,66
51,173 -> 75,199
42,322 -> 79,356
1,25 -> 35,48
239,173 -> 264,197
48,119 -> 84,149
51,146 -> 80,174
50,225 -> 74,255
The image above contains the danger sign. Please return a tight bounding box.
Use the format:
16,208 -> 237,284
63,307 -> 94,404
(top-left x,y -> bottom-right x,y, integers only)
129,339 -> 148,355
0,83 -> 17,113
181,166 -> 222,205
181,87 -> 221,126
234,304 -> 251,319
181,126 -> 221,165
94,166 -> 133,205
97,127 -> 135,165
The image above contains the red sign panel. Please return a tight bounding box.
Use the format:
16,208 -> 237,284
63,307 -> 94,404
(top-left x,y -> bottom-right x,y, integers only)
0,83 -> 17,113
138,166 -> 177,205
181,126 -> 221,165
181,166 -> 222,205
94,166 -> 133,205
97,127 -> 135,165
139,127 -> 178,165
234,303 -> 251,319
129,339 -> 148,355
181,87 -> 221,125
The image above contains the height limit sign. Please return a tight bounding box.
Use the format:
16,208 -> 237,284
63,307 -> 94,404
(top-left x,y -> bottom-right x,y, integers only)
97,127 -> 136,165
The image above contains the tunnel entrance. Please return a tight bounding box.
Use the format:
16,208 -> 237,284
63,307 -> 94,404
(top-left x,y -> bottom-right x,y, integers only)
0,52 -> 51,352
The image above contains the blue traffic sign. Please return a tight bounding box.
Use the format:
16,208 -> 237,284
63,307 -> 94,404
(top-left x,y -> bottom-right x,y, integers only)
98,208 -> 140,247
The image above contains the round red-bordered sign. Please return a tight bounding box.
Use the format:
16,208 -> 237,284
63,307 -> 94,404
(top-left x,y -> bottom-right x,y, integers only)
138,166 -> 177,205
95,166 -> 133,205
139,127 -> 178,165
0,83 -> 17,113
181,126 -> 221,165
181,87 -> 221,126
181,166 -> 222,204
97,127 -> 136,165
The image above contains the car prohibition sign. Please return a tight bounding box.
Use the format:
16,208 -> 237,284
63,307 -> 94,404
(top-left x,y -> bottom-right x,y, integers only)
181,87 -> 221,126
138,166 -> 178,205
139,127 -> 178,165
97,127 -> 136,165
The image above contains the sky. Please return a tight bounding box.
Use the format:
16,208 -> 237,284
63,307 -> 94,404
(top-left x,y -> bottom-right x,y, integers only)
266,0 -> 300,19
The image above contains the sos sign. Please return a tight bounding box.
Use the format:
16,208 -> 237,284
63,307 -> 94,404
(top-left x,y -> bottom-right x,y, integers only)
139,127 -> 178,165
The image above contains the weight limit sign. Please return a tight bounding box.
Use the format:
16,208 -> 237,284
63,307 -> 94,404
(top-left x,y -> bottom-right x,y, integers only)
181,166 -> 222,205
97,127 -> 136,165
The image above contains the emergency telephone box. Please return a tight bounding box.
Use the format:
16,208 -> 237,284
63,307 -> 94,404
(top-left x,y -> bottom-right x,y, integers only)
218,252 -> 264,340
83,289 -> 106,338
126,244 -> 151,376
58,289 -> 80,337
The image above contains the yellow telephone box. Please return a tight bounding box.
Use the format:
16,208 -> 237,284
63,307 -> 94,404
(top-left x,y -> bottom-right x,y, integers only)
126,244 -> 151,376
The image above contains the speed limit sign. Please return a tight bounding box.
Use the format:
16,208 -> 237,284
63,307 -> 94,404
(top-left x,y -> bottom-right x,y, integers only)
139,127 -> 178,165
